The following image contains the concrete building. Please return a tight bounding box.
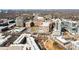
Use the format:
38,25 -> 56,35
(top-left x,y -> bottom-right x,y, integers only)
13,33 -> 40,50
61,19 -> 78,34
52,18 -> 62,36
16,16 -> 24,27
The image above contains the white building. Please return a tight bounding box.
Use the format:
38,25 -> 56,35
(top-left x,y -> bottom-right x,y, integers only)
52,18 -> 62,36
16,17 -> 24,27
71,41 -> 79,50
61,19 -> 78,34
13,33 -> 40,50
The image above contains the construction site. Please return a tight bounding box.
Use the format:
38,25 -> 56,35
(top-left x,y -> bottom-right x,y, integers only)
0,9 -> 79,50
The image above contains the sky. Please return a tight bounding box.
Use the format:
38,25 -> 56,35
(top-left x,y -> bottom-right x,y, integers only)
0,0 -> 79,9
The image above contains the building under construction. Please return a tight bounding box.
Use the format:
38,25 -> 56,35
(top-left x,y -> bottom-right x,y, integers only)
0,9 -> 79,50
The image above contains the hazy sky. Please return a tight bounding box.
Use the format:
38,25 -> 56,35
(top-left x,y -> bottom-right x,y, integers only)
0,0 -> 79,9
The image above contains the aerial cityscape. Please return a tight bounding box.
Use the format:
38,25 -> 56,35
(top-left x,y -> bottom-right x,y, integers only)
0,9 -> 79,50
